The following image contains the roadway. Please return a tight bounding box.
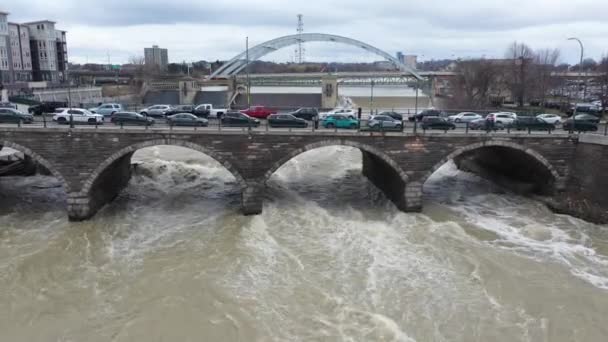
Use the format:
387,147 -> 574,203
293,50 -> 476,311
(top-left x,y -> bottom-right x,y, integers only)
1,116 -> 606,137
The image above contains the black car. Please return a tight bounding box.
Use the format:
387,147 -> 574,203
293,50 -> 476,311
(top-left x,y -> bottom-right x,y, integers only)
562,119 -> 598,132
164,105 -> 195,116
412,109 -> 442,122
289,107 -> 319,121
378,111 -> 403,121
421,117 -> 456,130
514,117 -> 555,131
221,111 -> 260,127
0,108 -> 34,123
110,112 -> 155,126
573,113 -> 601,124
167,113 -> 208,127
28,101 -> 68,115
268,114 -> 308,128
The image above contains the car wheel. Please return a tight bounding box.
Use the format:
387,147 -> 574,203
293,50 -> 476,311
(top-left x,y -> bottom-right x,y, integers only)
455,118 -> 461,123
326,123 -> 335,129
88,118 -> 96,124
350,123 -> 358,129
57,117 -> 67,124
395,124 -> 402,130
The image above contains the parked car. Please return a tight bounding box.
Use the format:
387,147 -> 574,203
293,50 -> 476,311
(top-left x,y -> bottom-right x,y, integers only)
289,107 -> 319,121
378,111 -> 403,121
221,111 -> 260,127
487,112 -> 517,126
240,106 -> 277,119
268,114 -> 308,128
536,113 -> 562,125
562,119 -> 598,132
194,104 -> 227,119
0,102 -> 17,109
140,105 -> 172,117
52,108 -> 104,124
468,118 -> 505,130
411,109 -> 442,122
573,113 -> 600,123
421,117 -> 456,130
89,103 -> 123,116
164,105 -> 195,116
0,108 -> 34,124
514,117 -> 555,131
110,112 -> 155,126
566,103 -> 602,115
167,113 -> 208,127
320,108 -> 356,120
448,112 -> 482,123
322,115 -> 359,129
367,115 -> 403,130
27,101 -> 68,115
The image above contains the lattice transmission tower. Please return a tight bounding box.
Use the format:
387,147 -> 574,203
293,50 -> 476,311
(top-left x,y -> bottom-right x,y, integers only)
295,14 -> 305,63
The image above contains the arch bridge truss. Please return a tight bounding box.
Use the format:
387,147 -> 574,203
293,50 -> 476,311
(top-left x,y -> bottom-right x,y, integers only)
210,33 -> 423,80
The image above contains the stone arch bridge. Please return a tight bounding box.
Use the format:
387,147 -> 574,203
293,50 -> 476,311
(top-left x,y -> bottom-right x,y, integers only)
0,128 -> 581,221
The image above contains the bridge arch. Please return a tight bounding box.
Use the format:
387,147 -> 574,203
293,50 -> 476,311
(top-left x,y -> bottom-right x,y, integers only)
263,139 -> 412,211
80,139 -> 247,198
211,33 -> 423,79
1,140 -> 70,192
418,140 -> 564,193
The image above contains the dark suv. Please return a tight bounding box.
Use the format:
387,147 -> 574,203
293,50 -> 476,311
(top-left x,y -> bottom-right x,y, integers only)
288,107 -> 319,121
411,109 -> 442,122
28,101 -> 68,115
514,117 -> 555,131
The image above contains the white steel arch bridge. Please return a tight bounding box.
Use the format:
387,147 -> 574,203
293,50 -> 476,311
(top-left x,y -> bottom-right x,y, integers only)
210,33 -> 423,80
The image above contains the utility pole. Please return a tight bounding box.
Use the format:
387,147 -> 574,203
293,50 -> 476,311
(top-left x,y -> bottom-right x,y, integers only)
370,80 -> 375,115
246,37 -> 251,108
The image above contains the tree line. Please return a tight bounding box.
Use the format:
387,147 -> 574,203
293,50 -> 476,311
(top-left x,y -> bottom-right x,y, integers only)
447,42 -> 608,110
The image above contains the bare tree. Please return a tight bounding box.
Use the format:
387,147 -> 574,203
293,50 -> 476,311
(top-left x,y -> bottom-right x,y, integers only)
505,41 -> 535,107
532,48 -> 561,107
599,56 -> 608,113
447,59 -> 502,109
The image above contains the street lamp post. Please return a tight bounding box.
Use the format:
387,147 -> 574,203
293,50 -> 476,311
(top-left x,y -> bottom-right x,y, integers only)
568,37 -> 584,131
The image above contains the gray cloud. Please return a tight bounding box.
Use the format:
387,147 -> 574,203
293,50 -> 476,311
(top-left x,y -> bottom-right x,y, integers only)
3,0 -> 607,64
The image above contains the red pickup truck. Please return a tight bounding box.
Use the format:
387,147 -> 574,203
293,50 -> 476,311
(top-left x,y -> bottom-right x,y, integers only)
240,106 -> 277,119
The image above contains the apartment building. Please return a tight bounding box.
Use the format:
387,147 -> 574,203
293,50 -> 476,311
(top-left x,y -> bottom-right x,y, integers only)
144,45 -> 169,72
8,22 -> 33,82
0,11 -> 9,84
0,11 -> 67,86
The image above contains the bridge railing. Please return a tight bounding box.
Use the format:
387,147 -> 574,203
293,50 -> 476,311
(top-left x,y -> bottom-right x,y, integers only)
5,112 -> 608,137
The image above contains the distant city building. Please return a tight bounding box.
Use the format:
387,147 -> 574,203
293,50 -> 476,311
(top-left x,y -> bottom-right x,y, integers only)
144,45 -> 168,72
0,11 -> 68,85
396,51 -> 404,64
404,55 -> 417,69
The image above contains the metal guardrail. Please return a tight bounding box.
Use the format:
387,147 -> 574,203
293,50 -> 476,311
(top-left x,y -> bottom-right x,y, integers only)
5,115 -> 607,137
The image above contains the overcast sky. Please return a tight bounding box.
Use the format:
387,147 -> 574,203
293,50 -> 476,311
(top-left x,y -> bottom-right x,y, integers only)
3,0 -> 607,65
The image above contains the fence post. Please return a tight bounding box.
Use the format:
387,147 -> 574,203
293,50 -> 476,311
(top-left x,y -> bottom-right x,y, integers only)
528,126 -> 531,135
414,118 -> 418,135
465,121 -> 469,134
42,114 -> 47,128
69,114 -> 74,128
604,122 -> 607,136
120,121 -> 123,129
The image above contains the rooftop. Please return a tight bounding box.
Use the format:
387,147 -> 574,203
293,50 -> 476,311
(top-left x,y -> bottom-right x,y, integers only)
22,20 -> 57,25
